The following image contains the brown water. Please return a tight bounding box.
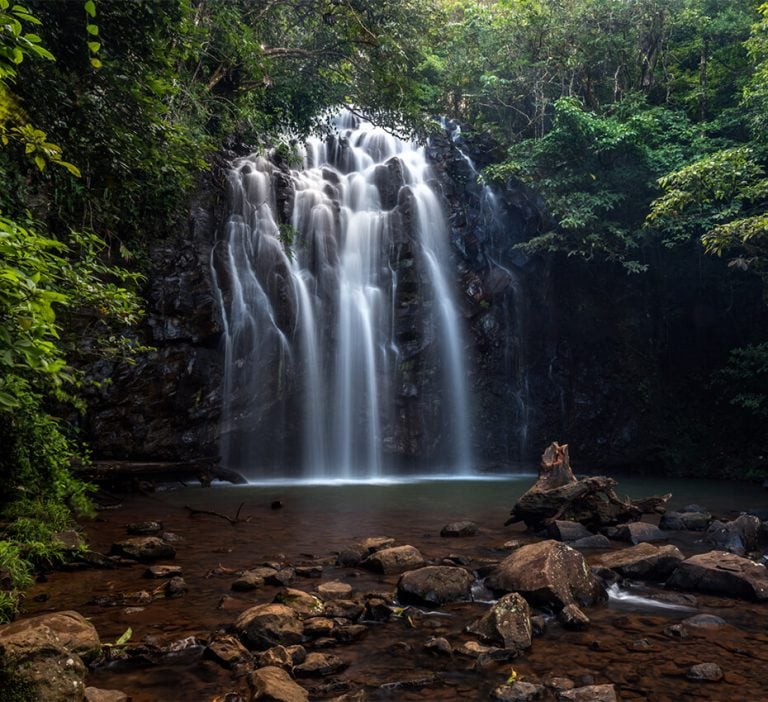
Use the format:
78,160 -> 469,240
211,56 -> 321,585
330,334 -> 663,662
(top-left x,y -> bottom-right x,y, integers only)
25,476 -> 768,701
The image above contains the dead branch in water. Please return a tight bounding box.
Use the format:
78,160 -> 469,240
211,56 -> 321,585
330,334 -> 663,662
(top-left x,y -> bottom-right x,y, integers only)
184,502 -> 249,525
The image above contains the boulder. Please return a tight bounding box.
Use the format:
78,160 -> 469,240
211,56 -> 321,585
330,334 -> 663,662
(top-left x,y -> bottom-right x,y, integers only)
558,685 -> 617,701
249,666 -> 308,701
0,613 -> 90,701
205,633 -> 253,668
126,521 -> 163,535
466,593 -> 532,652
0,610 -> 100,661
396,566 -> 474,606
593,543 -> 685,581
293,651 -> 346,677
361,545 -> 425,574
547,520 -> 593,543
440,521 -> 479,537
570,535 -> 611,550
706,515 -> 762,555
424,636 -> 452,656
274,589 -> 325,618
236,604 -> 304,650
110,537 -> 176,562
659,510 -> 711,531
486,540 -> 605,610
611,522 -> 666,544
667,550 -> 768,601
232,570 -> 267,591
317,581 -> 352,600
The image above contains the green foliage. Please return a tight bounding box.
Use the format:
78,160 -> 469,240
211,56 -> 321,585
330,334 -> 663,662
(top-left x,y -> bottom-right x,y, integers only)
713,342 -> 768,417
486,96 -> 711,270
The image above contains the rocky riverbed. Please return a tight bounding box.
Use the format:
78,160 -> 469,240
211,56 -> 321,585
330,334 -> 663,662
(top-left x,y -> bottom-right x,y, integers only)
2,480 -> 768,701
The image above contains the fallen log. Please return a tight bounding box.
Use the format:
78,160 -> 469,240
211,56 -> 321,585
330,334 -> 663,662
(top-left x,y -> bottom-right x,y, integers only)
506,442 -> 671,531
74,458 -> 248,487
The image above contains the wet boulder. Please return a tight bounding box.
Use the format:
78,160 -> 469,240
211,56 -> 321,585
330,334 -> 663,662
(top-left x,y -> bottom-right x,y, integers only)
204,633 -> 253,668
316,580 -> 353,600
687,662 -> 724,682
667,550 -> 768,601
110,536 -> 176,562
249,666 -> 308,701
466,592 -> 532,652
593,543 -> 685,581
706,515 -> 762,555
84,689 -> 130,702
274,588 -> 325,618
293,651 -> 346,677
440,520 -> 479,537
0,612 -> 92,701
547,520 -> 593,543
235,604 -> 305,650
361,545 -> 425,574
610,522 -> 666,545
396,566 -> 474,606
491,681 -> 545,701
659,510 -> 712,531
486,540 -> 605,610
0,610 -> 101,661
558,603 -> 590,630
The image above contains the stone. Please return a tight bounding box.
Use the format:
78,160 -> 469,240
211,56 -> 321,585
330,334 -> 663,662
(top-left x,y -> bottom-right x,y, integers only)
687,662 -> 724,682
235,604 -> 304,650
558,604 -> 590,630
145,564 -> 182,579
317,581 -> 353,600
126,521 -> 163,535
249,666 -> 309,701
486,540 -> 605,610
258,645 -> 294,670
706,515 -> 762,555
333,624 -> 367,643
360,536 -> 396,552
232,571 -> 266,591
547,520 -> 593,542
293,651 -> 346,677
491,681 -> 545,701
440,520 -> 479,537
466,592 -> 532,652
294,565 -> 322,578
457,640 -> 512,660
558,684 -> 617,701
659,510 -> 711,531
682,614 -> 727,628
110,537 -> 176,562
396,566 -> 474,606
324,599 -> 363,620
612,522 -> 666,544
570,535 -> 611,550
666,550 -> 768,601
165,576 -> 187,597
593,543 -> 685,580
84,688 -> 130,702
303,617 -> 336,637
361,545 -> 425,574
274,588 -> 325,618
205,634 -> 253,668
337,545 -> 368,567
363,597 -> 391,621
424,636 -> 452,655
53,530 -> 85,550
0,610 -> 101,661
0,613 -> 90,701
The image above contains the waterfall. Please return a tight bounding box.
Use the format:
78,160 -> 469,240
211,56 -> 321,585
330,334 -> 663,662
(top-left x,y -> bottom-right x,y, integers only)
212,112 -> 473,479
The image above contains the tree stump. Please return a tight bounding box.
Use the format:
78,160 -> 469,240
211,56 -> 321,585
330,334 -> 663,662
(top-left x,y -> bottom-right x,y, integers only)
506,442 -> 671,531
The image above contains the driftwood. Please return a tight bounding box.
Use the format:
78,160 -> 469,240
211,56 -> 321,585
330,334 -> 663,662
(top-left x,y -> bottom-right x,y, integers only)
75,459 -> 248,487
505,442 -> 671,530
184,502 -> 250,525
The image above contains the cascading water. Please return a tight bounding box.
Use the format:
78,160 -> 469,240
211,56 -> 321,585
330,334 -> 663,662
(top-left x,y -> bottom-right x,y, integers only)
212,112 -> 473,480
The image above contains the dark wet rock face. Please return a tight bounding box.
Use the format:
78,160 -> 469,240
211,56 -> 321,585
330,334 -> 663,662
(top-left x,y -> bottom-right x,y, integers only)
235,604 -> 305,650
110,537 -> 176,562
466,592 -> 532,652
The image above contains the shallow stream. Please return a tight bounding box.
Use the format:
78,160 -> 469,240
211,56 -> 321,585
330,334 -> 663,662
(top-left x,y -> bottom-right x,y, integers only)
26,475 -> 768,700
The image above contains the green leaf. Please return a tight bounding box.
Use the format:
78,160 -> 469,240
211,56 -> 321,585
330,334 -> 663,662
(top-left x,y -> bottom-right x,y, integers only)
89,57 -> 102,69
0,390 -> 20,409
86,23 -> 98,36
84,0 -> 96,18
56,160 -> 82,177
114,627 -> 132,647
87,41 -> 100,54
33,155 -> 45,171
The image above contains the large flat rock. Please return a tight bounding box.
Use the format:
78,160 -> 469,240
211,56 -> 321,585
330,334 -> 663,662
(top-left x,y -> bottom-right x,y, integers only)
667,550 -> 768,601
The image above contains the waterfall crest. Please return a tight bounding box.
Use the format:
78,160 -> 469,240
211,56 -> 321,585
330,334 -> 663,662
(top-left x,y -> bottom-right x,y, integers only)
213,112 -> 472,479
